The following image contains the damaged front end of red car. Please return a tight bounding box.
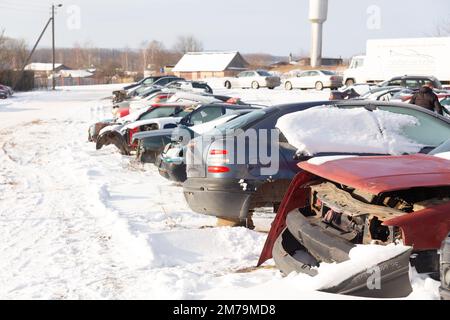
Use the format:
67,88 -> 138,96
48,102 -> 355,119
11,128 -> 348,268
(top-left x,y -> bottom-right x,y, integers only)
259,154 -> 450,298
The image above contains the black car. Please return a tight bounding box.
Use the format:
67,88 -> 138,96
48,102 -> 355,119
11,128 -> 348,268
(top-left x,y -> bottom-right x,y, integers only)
123,75 -> 166,91
182,101 -> 450,227
133,104 -> 261,163
379,75 -> 443,90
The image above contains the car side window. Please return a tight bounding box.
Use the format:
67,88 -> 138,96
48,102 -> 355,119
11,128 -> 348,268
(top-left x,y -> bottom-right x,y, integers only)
377,106 -> 450,146
309,71 -> 319,77
405,79 -> 421,89
143,78 -> 155,85
441,97 -> 450,106
188,107 -> 224,125
387,79 -> 402,86
140,107 -> 177,120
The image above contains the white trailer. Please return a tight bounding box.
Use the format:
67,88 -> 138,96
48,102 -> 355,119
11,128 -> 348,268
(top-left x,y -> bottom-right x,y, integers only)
344,37 -> 450,86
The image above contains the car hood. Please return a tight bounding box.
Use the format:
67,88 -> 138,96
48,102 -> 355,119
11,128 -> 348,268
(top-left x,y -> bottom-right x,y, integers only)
299,154 -> 450,195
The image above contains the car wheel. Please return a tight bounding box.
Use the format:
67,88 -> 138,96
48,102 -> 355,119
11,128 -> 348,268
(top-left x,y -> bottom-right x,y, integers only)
284,82 -> 293,90
251,81 -> 260,89
224,81 -> 231,89
315,81 -> 324,91
345,78 -> 355,86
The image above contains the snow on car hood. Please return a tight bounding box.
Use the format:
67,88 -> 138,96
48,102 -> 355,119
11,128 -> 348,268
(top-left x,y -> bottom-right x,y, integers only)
276,105 -> 423,156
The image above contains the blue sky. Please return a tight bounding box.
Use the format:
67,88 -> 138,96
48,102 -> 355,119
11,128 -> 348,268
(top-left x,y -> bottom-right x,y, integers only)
1,0 -> 449,57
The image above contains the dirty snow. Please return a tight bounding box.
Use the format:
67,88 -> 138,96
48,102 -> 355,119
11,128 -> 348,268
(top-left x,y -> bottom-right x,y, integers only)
276,105 -> 424,156
0,83 -> 440,299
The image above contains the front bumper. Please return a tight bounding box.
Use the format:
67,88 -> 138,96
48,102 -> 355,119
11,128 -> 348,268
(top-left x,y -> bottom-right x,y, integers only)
183,178 -> 258,220
273,210 -> 413,298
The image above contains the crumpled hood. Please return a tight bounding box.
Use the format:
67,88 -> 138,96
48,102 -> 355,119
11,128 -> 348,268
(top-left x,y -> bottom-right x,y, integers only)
132,128 -> 175,141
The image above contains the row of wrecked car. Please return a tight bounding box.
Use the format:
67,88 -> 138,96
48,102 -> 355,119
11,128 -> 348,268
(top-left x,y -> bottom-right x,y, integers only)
88,75 -> 450,299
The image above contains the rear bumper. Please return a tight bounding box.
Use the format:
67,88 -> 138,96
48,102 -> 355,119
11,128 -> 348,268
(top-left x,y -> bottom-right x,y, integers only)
183,178 -> 257,220
273,210 -> 413,298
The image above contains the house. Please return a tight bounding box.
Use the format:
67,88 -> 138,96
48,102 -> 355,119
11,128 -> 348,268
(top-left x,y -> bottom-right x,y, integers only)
172,51 -> 249,80
24,63 -> 70,77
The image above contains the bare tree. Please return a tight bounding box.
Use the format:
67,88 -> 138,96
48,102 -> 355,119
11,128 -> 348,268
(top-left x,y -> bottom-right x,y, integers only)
173,35 -> 203,54
432,16 -> 450,36
0,31 -> 28,70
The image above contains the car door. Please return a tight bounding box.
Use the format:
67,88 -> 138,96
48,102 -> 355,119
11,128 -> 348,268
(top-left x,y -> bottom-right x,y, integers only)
308,71 -> 321,88
291,71 -> 306,88
298,71 -> 312,88
233,71 -> 246,88
243,71 -> 255,88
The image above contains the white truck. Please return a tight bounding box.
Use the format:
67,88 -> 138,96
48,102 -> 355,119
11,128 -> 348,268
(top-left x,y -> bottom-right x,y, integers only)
344,37 -> 450,86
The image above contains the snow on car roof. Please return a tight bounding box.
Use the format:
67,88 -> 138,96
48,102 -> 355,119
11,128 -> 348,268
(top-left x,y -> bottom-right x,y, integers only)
276,105 -> 423,156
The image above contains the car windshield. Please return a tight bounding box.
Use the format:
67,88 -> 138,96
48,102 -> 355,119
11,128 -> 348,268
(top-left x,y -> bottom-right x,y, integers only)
321,70 -> 336,75
140,106 -> 193,120
213,109 -> 271,133
256,71 -> 271,77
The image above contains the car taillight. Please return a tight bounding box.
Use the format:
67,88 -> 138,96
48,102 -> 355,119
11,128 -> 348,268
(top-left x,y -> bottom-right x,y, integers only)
209,149 -> 228,155
208,148 -> 230,166
330,76 -> 337,81
208,166 -> 230,173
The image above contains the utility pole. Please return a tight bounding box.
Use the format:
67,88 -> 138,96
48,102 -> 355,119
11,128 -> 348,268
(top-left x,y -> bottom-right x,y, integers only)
51,4 -> 62,90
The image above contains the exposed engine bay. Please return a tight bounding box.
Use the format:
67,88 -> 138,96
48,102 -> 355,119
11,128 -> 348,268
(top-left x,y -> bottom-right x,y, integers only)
303,181 -> 450,247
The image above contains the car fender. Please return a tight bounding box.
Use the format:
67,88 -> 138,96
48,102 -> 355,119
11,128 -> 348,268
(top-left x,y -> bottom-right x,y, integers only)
96,129 -> 130,155
383,202 -> 450,250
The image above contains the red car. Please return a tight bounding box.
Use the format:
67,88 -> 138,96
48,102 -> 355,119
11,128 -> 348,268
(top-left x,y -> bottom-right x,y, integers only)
259,154 -> 450,298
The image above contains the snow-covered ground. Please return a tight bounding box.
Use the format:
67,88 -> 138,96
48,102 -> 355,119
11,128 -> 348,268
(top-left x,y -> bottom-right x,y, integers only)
0,82 -> 440,299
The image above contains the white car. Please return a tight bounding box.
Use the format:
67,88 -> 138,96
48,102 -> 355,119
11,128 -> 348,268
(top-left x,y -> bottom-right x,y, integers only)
283,70 -> 343,91
224,70 -> 281,90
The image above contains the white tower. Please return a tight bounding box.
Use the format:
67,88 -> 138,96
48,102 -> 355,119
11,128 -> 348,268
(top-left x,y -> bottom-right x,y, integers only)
309,0 -> 328,67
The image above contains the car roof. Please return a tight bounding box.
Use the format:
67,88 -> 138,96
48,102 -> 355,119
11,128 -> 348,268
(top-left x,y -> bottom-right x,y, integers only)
390,75 -> 438,80
299,154 -> 450,194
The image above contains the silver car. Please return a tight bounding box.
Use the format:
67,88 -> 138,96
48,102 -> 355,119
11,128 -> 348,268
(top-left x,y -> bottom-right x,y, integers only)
224,70 -> 281,90
283,70 -> 343,91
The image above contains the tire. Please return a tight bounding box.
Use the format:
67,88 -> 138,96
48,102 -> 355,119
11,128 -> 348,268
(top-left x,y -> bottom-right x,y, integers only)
251,81 -> 260,89
315,81 -> 324,91
345,78 -> 355,86
224,81 -> 231,89
285,81 -> 293,90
